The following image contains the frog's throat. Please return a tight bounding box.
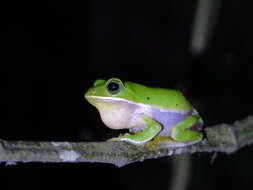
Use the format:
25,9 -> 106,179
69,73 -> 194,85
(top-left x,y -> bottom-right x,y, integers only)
86,96 -> 144,129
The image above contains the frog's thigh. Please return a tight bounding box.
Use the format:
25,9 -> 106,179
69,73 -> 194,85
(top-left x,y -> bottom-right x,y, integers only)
170,115 -> 203,142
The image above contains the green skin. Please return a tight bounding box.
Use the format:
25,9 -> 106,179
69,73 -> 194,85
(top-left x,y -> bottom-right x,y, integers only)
85,78 -> 203,147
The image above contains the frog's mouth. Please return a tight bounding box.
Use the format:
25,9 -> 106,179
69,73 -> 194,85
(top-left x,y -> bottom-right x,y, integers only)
85,95 -> 125,101
85,95 -> 127,106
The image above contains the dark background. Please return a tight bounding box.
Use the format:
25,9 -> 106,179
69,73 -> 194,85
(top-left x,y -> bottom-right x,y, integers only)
1,0 -> 253,190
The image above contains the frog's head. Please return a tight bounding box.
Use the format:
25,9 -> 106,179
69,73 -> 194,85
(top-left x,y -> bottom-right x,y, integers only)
85,78 -> 138,129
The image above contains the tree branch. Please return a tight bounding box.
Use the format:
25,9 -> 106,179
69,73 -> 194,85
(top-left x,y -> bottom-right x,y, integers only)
1,116 -> 253,167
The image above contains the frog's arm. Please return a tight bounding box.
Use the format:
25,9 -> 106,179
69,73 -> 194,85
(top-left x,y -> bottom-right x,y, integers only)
109,116 -> 162,144
171,115 -> 203,142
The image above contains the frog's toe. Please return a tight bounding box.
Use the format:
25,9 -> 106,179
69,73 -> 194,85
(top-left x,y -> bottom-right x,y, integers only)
107,137 -> 123,142
146,136 -> 202,148
158,138 -> 202,148
107,133 -> 131,142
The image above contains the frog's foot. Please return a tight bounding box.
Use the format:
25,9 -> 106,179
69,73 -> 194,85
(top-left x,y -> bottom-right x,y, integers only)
107,133 -> 128,141
147,136 -> 202,148
158,138 -> 202,148
107,132 -> 148,145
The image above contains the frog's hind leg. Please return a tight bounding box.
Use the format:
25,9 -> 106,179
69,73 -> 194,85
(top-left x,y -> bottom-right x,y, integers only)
153,115 -> 203,148
170,115 -> 203,146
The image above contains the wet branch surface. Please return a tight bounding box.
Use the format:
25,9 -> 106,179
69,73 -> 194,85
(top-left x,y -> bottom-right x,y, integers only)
1,116 -> 253,167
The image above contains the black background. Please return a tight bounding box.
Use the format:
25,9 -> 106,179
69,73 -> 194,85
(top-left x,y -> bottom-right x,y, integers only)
1,0 -> 253,190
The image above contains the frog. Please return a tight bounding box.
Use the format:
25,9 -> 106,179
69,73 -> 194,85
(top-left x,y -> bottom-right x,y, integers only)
85,78 -> 203,147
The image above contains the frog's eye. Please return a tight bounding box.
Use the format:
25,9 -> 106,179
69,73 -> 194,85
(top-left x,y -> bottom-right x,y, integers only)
106,79 -> 123,95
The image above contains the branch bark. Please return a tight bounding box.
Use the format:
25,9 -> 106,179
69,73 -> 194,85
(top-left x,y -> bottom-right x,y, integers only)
1,115 -> 253,167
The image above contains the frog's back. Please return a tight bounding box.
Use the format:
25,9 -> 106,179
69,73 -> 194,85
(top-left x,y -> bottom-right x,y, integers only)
125,81 -> 193,112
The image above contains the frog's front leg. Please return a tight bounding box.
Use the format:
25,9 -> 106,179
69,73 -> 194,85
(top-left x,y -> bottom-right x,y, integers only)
108,115 -> 162,144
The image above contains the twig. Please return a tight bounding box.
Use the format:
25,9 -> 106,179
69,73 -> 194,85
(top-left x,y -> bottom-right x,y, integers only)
0,116 -> 253,167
